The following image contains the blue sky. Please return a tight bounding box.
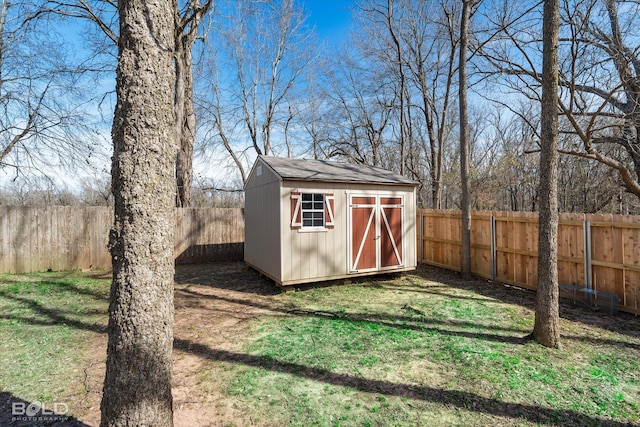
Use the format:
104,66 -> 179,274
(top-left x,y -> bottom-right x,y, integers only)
302,0 -> 354,46
0,0 -> 358,189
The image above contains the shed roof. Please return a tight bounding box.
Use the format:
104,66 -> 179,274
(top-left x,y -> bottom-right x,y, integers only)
259,155 -> 419,186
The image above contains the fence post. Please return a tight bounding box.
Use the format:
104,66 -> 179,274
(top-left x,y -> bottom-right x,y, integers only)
419,211 -> 424,264
491,215 -> 497,281
584,219 -> 592,292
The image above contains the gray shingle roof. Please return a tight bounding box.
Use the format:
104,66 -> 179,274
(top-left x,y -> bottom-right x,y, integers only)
259,155 -> 418,186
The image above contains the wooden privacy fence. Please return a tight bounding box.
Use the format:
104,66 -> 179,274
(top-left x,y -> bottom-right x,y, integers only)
0,206 -> 245,274
417,209 -> 640,315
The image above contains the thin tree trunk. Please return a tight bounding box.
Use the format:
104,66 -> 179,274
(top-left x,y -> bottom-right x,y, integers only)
175,40 -> 187,207
175,0 -> 211,207
387,0 -> 407,175
101,0 -> 177,423
532,0 -> 561,349
459,0 -> 475,278
176,37 -> 195,207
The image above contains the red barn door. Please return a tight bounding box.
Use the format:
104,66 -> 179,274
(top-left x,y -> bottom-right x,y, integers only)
349,195 -> 404,272
350,197 -> 377,271
380,197 -> 403,268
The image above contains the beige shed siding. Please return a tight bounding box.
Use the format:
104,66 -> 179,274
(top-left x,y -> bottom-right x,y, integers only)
280,181 -> 345,283
280,181 -> 416,284
244,161 -> 282,282
244,158 -> 280,190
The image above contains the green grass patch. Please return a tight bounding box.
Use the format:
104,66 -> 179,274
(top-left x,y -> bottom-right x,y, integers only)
215,273 -> 640,426
0,271 -> 109,403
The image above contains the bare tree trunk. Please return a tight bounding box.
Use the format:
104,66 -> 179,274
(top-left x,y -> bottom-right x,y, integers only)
285,104 -> 293,158
387,0 -> 407,175
175,41 -> 187,207
408,1 -> 456,210
175,36 -> 195,207
175,0 -> 211,207
100,0 -> 177,424
532,0 -> 561,349
459,0 -> 475,278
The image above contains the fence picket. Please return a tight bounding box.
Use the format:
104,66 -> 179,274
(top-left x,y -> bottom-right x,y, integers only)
0,206 -> 245,274
417,209 -> 640,315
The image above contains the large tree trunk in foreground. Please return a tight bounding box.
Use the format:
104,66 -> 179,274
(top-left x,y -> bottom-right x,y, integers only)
532,0 -> 561,349
100,0 -> 177,424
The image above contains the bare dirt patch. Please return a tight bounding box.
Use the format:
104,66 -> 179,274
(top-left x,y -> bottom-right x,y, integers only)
74,262 -> 282,427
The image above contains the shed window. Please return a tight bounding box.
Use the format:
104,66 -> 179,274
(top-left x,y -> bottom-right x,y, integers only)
290,191 -> 334,230
301,193 -> 325,227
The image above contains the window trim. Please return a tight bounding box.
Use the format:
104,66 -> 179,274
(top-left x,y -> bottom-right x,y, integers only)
297,226 -> 329,233
290,191 -> 335,232
301,193 -> 326,228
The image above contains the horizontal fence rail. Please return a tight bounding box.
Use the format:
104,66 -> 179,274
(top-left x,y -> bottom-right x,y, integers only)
417,209 -> 640,316
0,206 -> 245,274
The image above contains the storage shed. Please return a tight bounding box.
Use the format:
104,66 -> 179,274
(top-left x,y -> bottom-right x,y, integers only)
244,155 -> 418,286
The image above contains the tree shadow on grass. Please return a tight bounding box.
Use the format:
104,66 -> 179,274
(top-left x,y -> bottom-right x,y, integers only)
174,261 -> 417,296
410,265 -> 537,307
173,338 -> 634,427
173,262 -> 640,350
0,392 -> 91,427
0,277 -> 109,302
174,262 -> 280,295
0,291 -> 107,333
412,264 -> 640,342
180,284 -> 638,350
176,286 -> 532,345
